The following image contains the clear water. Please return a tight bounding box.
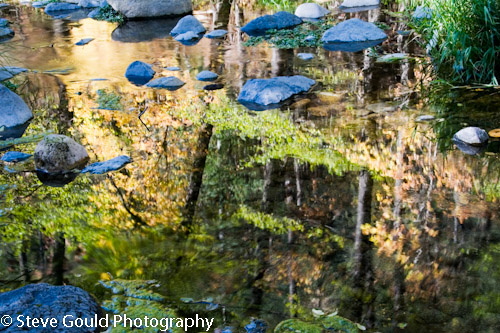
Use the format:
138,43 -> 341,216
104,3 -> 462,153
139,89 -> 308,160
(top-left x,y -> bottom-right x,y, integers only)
1,1 -> 500,332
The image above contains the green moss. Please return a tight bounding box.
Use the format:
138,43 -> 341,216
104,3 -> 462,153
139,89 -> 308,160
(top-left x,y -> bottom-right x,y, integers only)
91,4 -> 124,23
96,89 -> 123,111
243,20 -> 333,49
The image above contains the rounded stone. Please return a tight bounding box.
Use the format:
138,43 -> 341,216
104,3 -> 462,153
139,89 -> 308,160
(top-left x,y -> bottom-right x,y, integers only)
35,134 -> 90,173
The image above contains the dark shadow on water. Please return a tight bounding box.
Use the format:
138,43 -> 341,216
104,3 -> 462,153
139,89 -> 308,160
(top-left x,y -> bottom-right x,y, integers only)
0,122 -> 31,142
36,170 -> 79,187
112,17 -> 181,43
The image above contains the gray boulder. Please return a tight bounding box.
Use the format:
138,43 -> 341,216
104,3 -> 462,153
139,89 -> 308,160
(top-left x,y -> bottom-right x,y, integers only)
170,15 -> 205,36
322,18 -> 386,43
78,0 -> 103,8
82,155 -> 131,174
238,75 -> 315,110
146,76 -> 185,90
340,0 -> 380,8
241,11 -> 302,35
107,0 -> 192,18
205,29 -> 227,39
125,61 -> 155,85
34,134 -> 89,173
453,127 -> 489,146
0,84 -> 33,129
0,283 -> 102,332
196,70 -> 218,81
294,3 -> 329,19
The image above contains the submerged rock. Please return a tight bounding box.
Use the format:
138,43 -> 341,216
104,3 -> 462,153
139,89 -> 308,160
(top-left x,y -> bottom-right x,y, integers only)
0,27 -> 14,41
413,6 -> 433,20
75,38 -> 94,45
205,29 -> 227,39
146,76 -> 185,90
82,155 -> 131,174
0,84 -> 33,130
196,70 -> 218,81
294,3 -> 329,19
297,53 -> 314,60
0,18 -> 9,27
0,66 -> 28,81
340,0 -> 380,8
321,18 -> 387,51
0,283 -> 103,331
125,61 -> 155,85
453,127 -> 489,146
1,151 -> 32,163
34,134 -> 89,173
241,11 -> 302,36
107,0 -> 192,18
170,15 -> 205,36
203,83 -> 224,91
238,75 -> 315,110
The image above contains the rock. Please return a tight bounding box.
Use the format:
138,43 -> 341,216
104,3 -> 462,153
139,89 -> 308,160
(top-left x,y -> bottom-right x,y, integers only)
203,83 -> 224,91
146,76 -> 185,90
340,0 -> 380,8
0,84 -> 33,130
488,128 -> 500,138
413,6 -> 432,20
108,0 -> 192,18
317,92 -> 344,103
165,66 -> 180,71
32,1 -> 50,8
170,15 -> 205,36
196,70 -> 218,81
416,115 -> 435,122
78,0 -> 103,8
205,29 -> 227,39
88,8 -> 100,18
44,3 -> 81,13
304,35 -> 315,42
0,27 -> 14,41
453,127 -> 489,146
34,134 -> 89,173
294,3 -> 329,19
241,11 -> 302,36
321,18 -> 387,52
1,151 -> 32,163
366,102 -> 398,113
322,18 -> 387,43
0,67 -> 28,82
174,31 -> 201,45
0,18 -> 9,27
238,75 -> 315,110
297,53 -> 314,60
376,53 -> 408,63
0,283 -> 102,332
75,38 -> 94,45
125,61 -> 155,86
81,155 -> 131,174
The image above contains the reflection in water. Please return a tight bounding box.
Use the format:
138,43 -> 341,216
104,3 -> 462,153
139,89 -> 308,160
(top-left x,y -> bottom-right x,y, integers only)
0,1 -> 499,332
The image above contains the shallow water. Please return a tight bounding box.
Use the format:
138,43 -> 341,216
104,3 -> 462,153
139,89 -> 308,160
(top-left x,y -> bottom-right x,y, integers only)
1,1 -> 500,332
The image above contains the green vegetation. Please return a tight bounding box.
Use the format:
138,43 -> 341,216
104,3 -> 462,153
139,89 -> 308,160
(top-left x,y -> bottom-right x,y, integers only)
244,20 -> 333,49
96,89 -> 123,110
91,4 -> 124,23
411,0 -> 500,85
